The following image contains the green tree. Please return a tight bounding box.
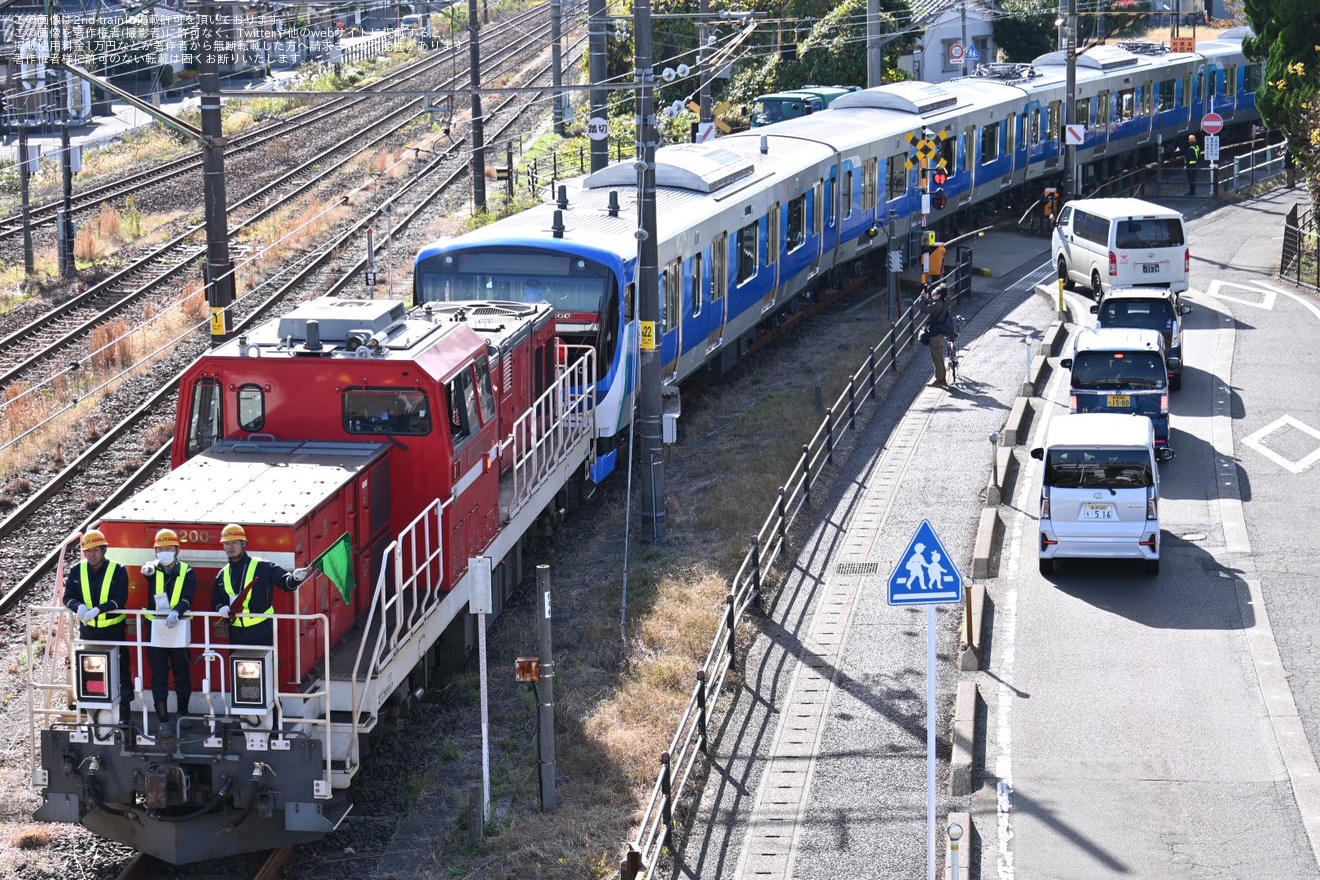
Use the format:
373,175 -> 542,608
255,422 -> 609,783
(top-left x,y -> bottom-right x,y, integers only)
1243,0 -> 1320,164
994,0 -> 1057,63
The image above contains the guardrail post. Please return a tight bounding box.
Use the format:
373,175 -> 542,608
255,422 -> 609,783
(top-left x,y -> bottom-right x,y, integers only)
824,408 -> 834,465
846,379 -> 856,431
696,668 -> 709,752
868,346 -> 878,400
660,751 -> 674,847
724,593 -> 737,659
890,321 -> 899,373
620,847 -> 642,880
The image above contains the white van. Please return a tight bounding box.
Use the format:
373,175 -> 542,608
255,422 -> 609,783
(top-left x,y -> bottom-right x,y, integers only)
1052,197 -> 1189,297
1031,412 -> 1175,575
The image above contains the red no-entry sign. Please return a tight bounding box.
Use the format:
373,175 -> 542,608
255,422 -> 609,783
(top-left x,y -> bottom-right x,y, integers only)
1202,112 -> 1224,134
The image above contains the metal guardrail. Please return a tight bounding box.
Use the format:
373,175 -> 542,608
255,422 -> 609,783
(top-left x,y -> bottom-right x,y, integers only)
620,294 -> 937,879
1281,202 -> 1316,290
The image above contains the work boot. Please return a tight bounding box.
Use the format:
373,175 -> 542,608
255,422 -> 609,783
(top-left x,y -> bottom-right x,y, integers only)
155,701 -> 173,739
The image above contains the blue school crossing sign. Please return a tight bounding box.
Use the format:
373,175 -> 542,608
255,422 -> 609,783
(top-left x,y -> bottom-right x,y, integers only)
888,519 -> 964,605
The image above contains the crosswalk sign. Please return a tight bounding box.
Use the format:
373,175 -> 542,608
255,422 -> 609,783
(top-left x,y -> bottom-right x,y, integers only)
965,44 -> 980,63
888,520 -> 964,605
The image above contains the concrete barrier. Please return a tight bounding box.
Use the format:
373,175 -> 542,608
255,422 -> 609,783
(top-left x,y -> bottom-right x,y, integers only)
950,681 -> 978,796
1001,397 -> 1032,447
958,582 -> 987,672
971,507 -> 1000,579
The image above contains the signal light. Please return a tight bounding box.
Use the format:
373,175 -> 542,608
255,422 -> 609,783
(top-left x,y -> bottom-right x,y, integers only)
933,188 -> 948,211
933,169 -> 948,186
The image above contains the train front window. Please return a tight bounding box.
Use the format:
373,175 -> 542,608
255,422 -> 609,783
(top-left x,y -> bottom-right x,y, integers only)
415,249 -> 614,316
186,377 -> 222,458
344,389 -> 432,435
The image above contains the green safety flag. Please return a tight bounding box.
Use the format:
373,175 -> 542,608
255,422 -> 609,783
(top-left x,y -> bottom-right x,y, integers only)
314,533 -> 356,605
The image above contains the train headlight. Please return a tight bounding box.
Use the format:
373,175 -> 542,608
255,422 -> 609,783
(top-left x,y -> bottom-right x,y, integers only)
76,648 -> 119,707
230,654 -> 273,712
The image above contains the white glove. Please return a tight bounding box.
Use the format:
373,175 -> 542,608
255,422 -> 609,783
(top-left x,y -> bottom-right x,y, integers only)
75,603 -> 88,620
218,605 -> 231,618
154,592 -> 169,612
79,606 -> 100,623
166,611 -> 180,629
142,562 -> 157,578
292,567 -> 310,583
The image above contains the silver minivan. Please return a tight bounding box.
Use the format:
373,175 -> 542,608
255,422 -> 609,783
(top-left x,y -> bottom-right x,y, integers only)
1052,197 -> 1189,297
1031,412 -> 1175,575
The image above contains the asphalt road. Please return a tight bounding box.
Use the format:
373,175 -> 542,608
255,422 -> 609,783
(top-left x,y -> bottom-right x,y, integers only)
979,185 -> 1320,880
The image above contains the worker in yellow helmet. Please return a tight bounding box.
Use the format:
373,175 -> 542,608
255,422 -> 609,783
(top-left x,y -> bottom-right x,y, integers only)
62,528 -> 131,716
141,528 -> 196,738
212,524 -> 310,647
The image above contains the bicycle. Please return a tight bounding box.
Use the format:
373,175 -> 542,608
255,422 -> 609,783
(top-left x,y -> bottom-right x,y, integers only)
944,315 -> 966,385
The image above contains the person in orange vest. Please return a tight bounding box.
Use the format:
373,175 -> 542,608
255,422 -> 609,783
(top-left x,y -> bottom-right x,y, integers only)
140,528 -> 196,738
62,529 -> 131,716
211,524 -> 309,647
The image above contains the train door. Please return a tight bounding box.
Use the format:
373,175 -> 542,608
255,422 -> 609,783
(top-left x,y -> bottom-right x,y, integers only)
825,166 -> 837,250
707,232 -> 728,353
1009,111 -> 1027,187
1046,100 -> 1062,170
1095,90 -> 1111,155
662,258 -> 681,380
765,202 -> 781,313
809,179 -> 824,277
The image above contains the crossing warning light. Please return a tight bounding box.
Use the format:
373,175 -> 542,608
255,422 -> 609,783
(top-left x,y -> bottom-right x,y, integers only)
933,169 -> 948,187
932,188 -> 948,211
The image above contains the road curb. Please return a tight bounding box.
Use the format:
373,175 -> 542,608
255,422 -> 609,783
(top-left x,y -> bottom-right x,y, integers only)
950,681 -> 979,796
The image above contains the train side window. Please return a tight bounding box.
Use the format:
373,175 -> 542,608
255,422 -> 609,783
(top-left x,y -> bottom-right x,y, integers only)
812,181 -> 823,237
185,377 -> 222,458
1097,90 -> 1111,125
886,154 -> 906,200
939,137 -> 955,176
1031,108 -> 1042,145
824,170 -> 835,227
787,195 -> 806,251
1074,97 -> 1090,128
475,357 -> 496,425
980,121 -> 1001,164
1244,63 -> 1262,93
713,232 -> 728,303
237,384 -> 265,433
769,203 -> 781,265
1117,89 -> 1133,121
1227,65 -> 1238,98
1006,114 -> 1017,154
445,370 -> 480,446
345,388 -> 433,435
1141,85 -> 1153,116
736,220 -> 757,285
843,168 -> 853,218
1157,79 -> 1175,110
1048,100 -> 1061,140
864,158 -> 878,211
662,259 -> 680,333
690,253 -> 703,318
1181,74 -> 1192,107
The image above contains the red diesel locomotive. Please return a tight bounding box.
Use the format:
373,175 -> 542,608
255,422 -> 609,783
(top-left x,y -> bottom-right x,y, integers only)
29,296 -> 599,863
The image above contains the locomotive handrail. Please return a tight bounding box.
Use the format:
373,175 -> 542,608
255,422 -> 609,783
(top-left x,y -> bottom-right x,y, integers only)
624,299 -> 927,877
29,605 -> 336,794
505,346 -> 597,520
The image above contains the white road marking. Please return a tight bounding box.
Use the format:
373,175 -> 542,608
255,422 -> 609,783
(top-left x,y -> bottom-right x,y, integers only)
1241,415 -> 1320,475
1200,278 -> 1278,309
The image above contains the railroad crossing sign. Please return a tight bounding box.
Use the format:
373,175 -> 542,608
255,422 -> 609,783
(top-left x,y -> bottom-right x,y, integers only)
905,129 -> 950,170
1201,112 -> 1224,135
888,520 -> 964,606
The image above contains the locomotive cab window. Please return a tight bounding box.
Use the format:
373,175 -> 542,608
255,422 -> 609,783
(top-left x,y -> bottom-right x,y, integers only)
475,357 -> 496,425
186,377 -> 222,458
237,384 -> 265,433
444,370 -> 481,446
344,388 -> 432,435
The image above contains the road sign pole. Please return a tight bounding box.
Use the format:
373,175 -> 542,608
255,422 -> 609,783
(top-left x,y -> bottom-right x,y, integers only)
927,603 -> 937,880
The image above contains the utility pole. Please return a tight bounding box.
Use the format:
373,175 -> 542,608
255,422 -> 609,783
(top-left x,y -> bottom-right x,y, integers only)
467,0 -> 486,211
18,127 -> 33,275
867,0 -> 881,87
960,0 -> 968,77
698,0 -> 711,125
587,0 -> 608,171
1063,0 -> 1078,201
58,123 -> 73,278
634,0 -> 666,542
199,2 -> 236,346
551,0 -> 564,135
535,565 -> 557,811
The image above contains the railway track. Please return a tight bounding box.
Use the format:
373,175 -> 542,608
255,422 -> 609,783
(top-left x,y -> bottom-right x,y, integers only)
0,24 -> 482,242
114,845 -> 297,880
0,8 -> 570,397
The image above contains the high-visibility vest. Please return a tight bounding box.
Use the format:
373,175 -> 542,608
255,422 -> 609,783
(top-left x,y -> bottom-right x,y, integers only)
221,558 -> 270,628
146,563 -> 190,621
1188,145 -> 1201,167
79,562 -> 125,627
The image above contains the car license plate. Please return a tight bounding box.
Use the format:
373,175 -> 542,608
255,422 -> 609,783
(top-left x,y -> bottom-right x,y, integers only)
1142,262 -> 1161,274
1083,503 -> 1115,520
1107,394 -> 1131,407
